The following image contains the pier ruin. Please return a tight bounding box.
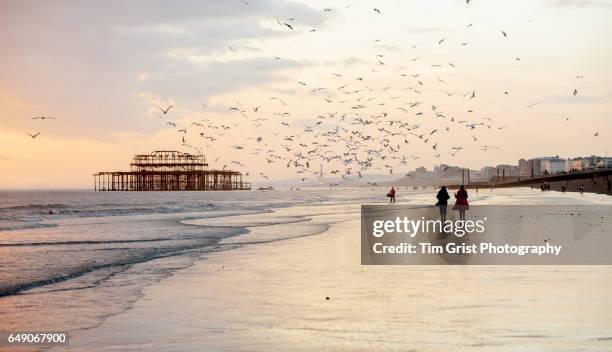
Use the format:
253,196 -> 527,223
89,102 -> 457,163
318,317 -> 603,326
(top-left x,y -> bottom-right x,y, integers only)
94,151 -> 250,191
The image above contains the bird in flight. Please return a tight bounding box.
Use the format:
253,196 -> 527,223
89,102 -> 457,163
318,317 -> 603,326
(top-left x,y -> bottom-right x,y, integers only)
373,8 -> 382,14
159,105 -> 173,114
32,116 -> 56,120
27,132 -> 40,138
594,132 -> 599,137
501,30 -> 507,38
276,17 -> 293,30
573,89 -> 578,96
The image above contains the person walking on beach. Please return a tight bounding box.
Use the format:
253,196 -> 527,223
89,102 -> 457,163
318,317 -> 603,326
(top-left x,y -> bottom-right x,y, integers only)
387,187 -> 396,203
436,186 -> 450,222
453,185 -> 469,220
579,184 -> 584,195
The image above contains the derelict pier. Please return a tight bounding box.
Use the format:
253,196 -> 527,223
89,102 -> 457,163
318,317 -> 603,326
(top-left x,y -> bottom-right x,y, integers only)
94,151 -> 250,191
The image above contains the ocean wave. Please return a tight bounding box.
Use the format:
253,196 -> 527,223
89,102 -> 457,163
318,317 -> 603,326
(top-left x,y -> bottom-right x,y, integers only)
0,238 -> 175,247
0,203 -> 223,231
0,222 -> 57,231
0,235 -> 242,297
0,203 -> 69,211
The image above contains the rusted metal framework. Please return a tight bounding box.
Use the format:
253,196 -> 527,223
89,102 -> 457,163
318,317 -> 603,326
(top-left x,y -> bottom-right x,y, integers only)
94,150 -> 250,191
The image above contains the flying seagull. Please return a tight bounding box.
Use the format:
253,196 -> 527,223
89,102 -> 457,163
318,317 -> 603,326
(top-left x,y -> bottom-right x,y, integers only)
159,105 -> 173,114
32,116 -> 56,120
27,132 -> 40,138
276,17 -> 293,30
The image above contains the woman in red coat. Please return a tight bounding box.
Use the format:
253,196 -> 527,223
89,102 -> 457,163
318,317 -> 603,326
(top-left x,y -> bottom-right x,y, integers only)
453,185 -> 469,220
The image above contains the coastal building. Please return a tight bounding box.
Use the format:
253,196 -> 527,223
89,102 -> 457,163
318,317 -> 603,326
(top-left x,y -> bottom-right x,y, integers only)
595,157 -> 612,169
434,164 -> 464,181
566,156 -> 603,172
518,159 -> 530,176
407,167 -> 434,180
540,158 -> 565,175
94,150 -> 250,191
495,164 -> 519,177
526,156 -> 564,176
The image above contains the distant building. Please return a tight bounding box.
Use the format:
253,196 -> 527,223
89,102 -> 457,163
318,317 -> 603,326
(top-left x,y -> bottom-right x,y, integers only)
567,156 -> 604,171
595,157 -> 612,169
540,158 -> 565,175
434,164 -> 464,181
480,166 -> 497,180
496,164 -> 519,177
526,156 -> 564,176
518,159 -> 530,176
568,158 -> 586,171
412,167 -> 434,179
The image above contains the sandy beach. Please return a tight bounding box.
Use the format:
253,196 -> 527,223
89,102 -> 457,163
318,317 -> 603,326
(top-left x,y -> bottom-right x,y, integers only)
48,190 -> 612,352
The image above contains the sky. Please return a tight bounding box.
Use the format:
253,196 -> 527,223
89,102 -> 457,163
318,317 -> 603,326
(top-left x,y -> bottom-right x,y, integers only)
0,0 -> 611,189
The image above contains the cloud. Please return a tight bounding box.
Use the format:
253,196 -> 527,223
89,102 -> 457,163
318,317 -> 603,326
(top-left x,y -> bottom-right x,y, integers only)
551,0 -> 611,7
342,57 -> 369,67
409,26 -> 445,33
540,94 -> 610,104
0,0 -> 326,138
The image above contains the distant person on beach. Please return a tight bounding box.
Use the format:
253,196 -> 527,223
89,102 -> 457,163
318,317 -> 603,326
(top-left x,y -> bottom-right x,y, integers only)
387,187 -> 396,203
435,186 -> 450,222
579,184 -> 584,195
453,185 -> 469,220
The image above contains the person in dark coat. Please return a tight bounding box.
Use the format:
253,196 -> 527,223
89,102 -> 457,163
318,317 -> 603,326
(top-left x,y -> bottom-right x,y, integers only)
435,186 -> 450,222
453,185 -> 469,220
387,187 -> 396,203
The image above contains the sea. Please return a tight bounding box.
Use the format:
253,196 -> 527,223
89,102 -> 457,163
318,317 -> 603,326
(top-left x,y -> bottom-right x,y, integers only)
0,189 -> 389,334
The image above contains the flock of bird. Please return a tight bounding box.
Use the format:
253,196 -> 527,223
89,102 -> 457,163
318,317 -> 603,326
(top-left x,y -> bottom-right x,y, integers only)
27,2 -> 601,184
